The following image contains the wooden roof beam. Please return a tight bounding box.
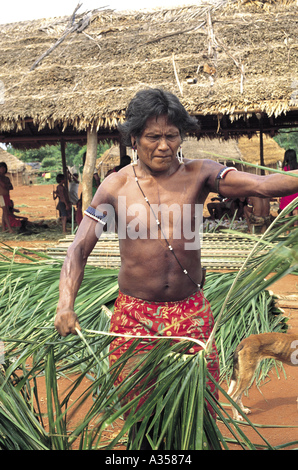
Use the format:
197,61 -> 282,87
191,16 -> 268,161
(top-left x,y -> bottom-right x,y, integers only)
0,132 -> 120,145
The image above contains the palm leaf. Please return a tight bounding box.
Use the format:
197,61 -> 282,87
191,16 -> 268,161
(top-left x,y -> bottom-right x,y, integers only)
1,191 -> 298,448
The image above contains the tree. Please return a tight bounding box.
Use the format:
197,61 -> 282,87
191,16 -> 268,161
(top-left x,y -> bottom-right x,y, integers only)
41,157 -> 60,169
8,141 -> 112,171
274,128 -> 298,153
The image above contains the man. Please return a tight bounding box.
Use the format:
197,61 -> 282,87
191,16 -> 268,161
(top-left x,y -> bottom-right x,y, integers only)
68,170 -> 80,206
54,88 -> 298,446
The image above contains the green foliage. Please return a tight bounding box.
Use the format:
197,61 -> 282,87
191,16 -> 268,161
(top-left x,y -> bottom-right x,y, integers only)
1,192 -> 298,449
8,141 -> 113,171
7,140 -> 112,185
41,157 -> 61,169
1,213 -> 298,449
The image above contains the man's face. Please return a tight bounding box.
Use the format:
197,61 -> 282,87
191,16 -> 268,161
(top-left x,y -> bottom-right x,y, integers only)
133,115 -> 182,173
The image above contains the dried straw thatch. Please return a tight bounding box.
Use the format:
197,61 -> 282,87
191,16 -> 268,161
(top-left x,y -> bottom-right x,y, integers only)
0,148 -> 26,171
170,134 -> 285,171
0,1 -> 298,148
101,133 -> 284,172
96,145 -> 121,178
182,137 -> 242,161
238,134 -> 285,165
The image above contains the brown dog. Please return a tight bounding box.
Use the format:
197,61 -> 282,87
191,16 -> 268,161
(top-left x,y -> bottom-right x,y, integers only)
227,332 -> 298,420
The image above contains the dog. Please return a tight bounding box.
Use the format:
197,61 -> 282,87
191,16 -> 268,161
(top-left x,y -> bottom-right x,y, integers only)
227,332 -> 298,420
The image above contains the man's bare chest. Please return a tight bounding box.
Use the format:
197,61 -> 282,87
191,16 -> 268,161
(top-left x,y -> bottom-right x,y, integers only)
113,176 -> 204,244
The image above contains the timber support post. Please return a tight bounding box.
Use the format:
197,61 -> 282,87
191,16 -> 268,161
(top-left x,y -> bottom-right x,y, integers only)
60,139 -> 70,200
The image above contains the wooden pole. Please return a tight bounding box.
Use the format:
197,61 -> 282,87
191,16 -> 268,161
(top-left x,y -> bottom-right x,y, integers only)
61,140 -> 67,175
60,139 -> 70,199
119,142 -> 127,165
120,143 -> 126,159
82,126 -> 98,214
256,113 -> 265,176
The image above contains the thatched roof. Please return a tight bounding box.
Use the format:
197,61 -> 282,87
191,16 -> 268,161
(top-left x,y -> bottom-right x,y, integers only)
238,134 -> 285,165
190,134 -> 285,166
1,1 -> 298,148
182,137 -> 242,161
102,133 -> 284,169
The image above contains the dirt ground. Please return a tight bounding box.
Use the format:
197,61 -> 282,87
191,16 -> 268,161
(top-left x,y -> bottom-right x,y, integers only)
2,183 -> 298,450
219,273 -> 298,450
0,183 -> 77,249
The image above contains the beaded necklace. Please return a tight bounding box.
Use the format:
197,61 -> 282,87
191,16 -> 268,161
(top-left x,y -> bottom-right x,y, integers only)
132,164 -> 200,289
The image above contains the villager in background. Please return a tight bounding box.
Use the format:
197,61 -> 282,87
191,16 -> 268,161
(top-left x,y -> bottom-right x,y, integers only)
207,195 -> 247,221
68,170 -> 80,206
0,161 -> 13,233
7,199 -> 48,234
53,174 -> 71,233
54,88 -> 298,449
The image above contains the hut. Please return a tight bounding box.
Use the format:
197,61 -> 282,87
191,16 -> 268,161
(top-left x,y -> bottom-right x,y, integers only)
237,134 -> 285,173
96,145 -> 122,180
0,147 -> 27,186
1,1 -> 298,208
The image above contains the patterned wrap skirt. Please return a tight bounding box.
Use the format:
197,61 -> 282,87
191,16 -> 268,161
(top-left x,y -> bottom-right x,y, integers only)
109,290 -> 220,419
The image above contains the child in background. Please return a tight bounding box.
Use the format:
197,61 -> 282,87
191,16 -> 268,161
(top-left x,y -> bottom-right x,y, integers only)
0,162 -> 13,233
53,174 -> 71,233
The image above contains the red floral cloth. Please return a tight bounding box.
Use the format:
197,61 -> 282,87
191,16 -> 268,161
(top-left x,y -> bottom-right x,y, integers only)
109,290 -> 220,418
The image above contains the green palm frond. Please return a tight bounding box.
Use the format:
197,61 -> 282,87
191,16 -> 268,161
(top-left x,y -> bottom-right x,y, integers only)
1,194 -> 298,449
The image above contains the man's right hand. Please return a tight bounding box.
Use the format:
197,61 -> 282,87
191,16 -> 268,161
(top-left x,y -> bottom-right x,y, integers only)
54,309 -> 80,337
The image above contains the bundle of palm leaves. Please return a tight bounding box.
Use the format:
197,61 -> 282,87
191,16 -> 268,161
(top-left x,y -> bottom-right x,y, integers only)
1,197 -> 298,450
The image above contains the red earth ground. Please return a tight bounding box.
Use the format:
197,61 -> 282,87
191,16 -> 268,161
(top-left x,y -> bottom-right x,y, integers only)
2,183 -> 298,450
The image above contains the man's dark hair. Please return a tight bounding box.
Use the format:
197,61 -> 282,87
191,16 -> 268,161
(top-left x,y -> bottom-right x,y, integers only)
118,88 -> 200,147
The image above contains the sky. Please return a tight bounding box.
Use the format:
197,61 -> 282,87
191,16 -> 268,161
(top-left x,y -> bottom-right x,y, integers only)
1,0 -> 197,24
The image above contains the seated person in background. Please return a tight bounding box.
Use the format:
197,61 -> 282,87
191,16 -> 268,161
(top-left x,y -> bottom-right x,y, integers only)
6,199 -> 24,230
53,174 -> 71,233
6,199 -> 48,233
207,195 -> 247,220
68,170 -> 80,206
279,149 -> 298,224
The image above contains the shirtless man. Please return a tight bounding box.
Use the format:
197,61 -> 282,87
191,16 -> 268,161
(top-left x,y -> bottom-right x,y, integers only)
53,174 -> 71,233
0,162 -> 13,233
54,88 -> 298,447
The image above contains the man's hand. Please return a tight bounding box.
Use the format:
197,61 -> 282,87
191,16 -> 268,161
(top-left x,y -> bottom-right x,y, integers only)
54,309 -> 80,337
